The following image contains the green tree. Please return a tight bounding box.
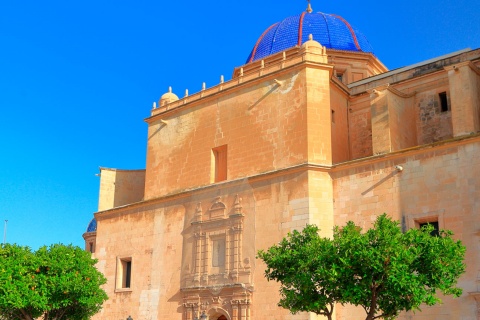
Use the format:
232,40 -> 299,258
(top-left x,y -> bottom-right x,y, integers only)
0,244 -> 108,320
257,214 -> 465,320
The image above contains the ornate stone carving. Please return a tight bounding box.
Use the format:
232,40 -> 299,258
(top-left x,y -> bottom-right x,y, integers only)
212,296 -> 222,304
182,302 -> 199,308
231,299 -> 251,305
195,202 -> 203,222
185,194 -> 251,311
231,194 -> 243,216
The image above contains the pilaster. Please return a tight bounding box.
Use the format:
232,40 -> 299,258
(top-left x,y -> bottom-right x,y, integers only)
445,61 -> 480,136
370,85 -> 416,154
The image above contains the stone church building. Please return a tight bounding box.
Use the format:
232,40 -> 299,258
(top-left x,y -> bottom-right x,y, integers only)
83,4 -> 480,320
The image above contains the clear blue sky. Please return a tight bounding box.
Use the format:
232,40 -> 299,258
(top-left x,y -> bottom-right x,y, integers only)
1,0 -> 479,250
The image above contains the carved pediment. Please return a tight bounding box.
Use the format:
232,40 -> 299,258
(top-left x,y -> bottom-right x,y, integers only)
209,197 -> 227,220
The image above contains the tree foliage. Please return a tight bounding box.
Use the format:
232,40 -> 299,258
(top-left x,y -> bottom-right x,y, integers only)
257,214 -> 466,320
0,244 -> 108,320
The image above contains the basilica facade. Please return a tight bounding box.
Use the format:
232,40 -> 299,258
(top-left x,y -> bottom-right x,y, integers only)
84,5 -> 480,320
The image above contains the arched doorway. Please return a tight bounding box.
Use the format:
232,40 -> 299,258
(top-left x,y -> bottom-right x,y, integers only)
207,308 -> 230,320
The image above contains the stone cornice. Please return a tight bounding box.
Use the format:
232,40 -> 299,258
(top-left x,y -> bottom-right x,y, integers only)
350,48 -> 480,95
444,61 -> 480,76
146,46 -> 332,124
367,84 -> 416,98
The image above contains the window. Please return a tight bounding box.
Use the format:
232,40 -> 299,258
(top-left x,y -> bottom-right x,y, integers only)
89,242 -> 95,253
331,110 -> 335,124
212,145 -> 227,182
419,221 -> 440,237
212,238 -> 226,268
439,92 -> 449,112
116,257 -> 132,290
407,211 -> 444,237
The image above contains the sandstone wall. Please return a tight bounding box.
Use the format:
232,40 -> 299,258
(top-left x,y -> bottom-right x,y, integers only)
332,139 -> 480,319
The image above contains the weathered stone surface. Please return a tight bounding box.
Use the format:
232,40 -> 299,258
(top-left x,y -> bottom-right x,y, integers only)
84,29 -> 480,320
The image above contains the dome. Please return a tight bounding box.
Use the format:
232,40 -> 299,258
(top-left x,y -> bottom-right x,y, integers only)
159,87 -> 179,107
86,218 -> 97,233
246,10 -> 373,63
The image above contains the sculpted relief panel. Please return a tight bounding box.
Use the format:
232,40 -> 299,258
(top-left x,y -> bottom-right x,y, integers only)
181,195 -> 253,320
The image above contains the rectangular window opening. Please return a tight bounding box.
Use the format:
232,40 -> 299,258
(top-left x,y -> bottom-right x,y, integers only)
116,257 -> 132,290
419,221 -> 439,237
439,92 -> 449,112
331,110 -> 335,124
212,145 -> 227,182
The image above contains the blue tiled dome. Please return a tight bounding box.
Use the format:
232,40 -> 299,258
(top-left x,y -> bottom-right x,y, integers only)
86,218 -> 97,233
246,11 -> 373,63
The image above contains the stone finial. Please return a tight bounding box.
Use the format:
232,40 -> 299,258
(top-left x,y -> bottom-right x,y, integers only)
159,86 -> 179,107
202,82 -> 206,91
233,194 -> 243,215
306,0 -> 313,13
185,89 -> 189,97
240,67 -> 244,76
152,101 -> 157,109
309,34 -> 313,41
195,202 -> 203,222
220,75 -> 224,84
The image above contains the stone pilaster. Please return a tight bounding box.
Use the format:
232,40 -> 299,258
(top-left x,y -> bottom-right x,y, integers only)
445,61 -> 480,136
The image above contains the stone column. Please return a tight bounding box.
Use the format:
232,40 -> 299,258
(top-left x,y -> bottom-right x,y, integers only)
232,305 -> 238,320
202,235 -> 209,285
226,229 -> 231,272
194,233 -> 202,284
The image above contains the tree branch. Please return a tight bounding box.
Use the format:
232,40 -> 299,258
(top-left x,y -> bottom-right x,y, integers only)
19,308 -> 34,320
366,287 -> 378,320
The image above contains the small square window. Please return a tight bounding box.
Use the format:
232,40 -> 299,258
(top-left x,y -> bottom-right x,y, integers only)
116,257 -> 132,290
407,211 -> 444,236
334,69 -> 345,83
419,221 -> 439,237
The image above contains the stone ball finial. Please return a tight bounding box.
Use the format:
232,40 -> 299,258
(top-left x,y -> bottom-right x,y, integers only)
159,86 -> 179,107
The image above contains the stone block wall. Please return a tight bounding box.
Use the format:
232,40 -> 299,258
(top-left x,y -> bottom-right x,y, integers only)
144,67 -> 312,199
349,105 -> 373,159
94,168 -> 336,320
332,138 -> 480,319
98,168 -> 145,211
